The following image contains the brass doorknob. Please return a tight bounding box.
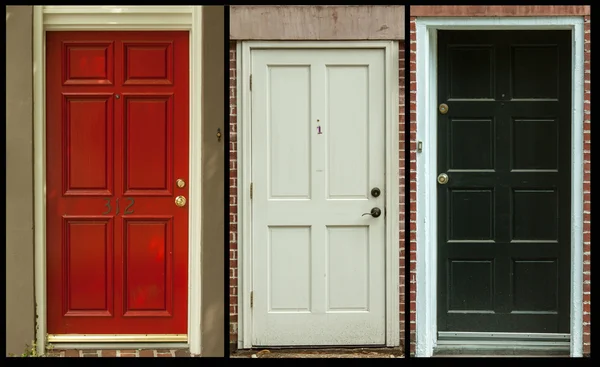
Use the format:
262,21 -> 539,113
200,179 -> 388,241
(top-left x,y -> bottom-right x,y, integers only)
439,103 -> 449,114
175,195 -> 187,207
437,173 -> 449,185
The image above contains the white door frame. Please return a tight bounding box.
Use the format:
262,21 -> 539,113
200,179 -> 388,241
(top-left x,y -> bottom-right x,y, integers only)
236,40 -> 400,349
33,6 -> 203,355
414,16 -> 585,357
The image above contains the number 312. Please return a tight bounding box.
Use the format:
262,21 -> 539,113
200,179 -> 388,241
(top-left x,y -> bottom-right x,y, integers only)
102,198 -> 134,215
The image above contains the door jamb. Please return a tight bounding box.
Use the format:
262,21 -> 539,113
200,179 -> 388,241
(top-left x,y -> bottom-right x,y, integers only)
414,16 -> 585,357
236,40 -> 400,349
33,6 -> 203,355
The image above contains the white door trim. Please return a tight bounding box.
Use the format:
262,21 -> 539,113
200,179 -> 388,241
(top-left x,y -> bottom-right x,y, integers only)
414,16 -> 585,357
32,5 -> 203,355
236,40 -> 400,349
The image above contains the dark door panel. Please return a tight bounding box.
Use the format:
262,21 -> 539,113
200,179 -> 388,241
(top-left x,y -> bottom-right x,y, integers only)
437,30 -> 571,334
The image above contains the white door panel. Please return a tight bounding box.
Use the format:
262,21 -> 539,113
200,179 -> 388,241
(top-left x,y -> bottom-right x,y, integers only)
252,48 -> 386,346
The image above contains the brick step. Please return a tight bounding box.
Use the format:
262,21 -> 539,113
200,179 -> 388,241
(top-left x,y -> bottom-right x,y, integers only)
45,349 -> 192,357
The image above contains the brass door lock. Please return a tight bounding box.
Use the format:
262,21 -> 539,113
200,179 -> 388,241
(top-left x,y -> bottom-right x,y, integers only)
175,196 -> 187,207
439,103 -> 449,114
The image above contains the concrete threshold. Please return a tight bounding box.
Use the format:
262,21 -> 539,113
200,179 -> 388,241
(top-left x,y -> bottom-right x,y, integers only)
432,347 -> 569,358
231,347 -> 404,358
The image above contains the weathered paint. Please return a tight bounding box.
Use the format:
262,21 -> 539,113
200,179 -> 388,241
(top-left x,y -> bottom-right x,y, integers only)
6,5 -> 35,356
200,5 -> 225,357
230,6 -> 405,40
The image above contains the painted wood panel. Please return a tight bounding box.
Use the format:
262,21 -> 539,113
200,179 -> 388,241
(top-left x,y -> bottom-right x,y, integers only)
251,48 -> 387,346
46,31 -> 189,335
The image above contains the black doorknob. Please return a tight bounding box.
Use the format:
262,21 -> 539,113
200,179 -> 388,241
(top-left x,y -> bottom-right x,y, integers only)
371,187 -> 381,197
362,207 -> 382,218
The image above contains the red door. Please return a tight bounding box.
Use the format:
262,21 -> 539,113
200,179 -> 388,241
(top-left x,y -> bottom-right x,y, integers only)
46,31 -> 189,336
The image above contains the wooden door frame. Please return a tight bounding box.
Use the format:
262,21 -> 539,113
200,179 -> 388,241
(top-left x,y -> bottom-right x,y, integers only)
236,41 -> 400,349
33,6 -> 204,355
414,17 -> 585,357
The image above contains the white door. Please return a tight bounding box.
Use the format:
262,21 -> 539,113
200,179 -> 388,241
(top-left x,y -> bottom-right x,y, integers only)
251,48 -> 386,346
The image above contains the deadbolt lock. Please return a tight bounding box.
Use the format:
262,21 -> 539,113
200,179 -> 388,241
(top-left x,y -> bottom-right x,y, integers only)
176,178 -> 186,188
371,187 -> 381,197
175,195 -> 187,207
437,173 -> 449,185
439,103 -> 449,114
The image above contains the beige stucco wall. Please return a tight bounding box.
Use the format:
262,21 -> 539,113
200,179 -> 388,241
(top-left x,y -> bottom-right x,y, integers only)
5,5 -> 35,356
200,5 -> 225,357
231,5 -> 405,40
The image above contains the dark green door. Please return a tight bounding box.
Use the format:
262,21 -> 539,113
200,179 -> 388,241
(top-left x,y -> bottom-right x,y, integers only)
437,30 -> 571,333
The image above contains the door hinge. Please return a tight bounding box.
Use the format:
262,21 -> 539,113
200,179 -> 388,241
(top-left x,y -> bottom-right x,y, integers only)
249,74 -> 252,91
250,291 -> 254,308
250,183 -> 253,200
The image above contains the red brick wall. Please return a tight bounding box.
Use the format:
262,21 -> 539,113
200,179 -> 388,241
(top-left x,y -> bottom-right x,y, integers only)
411,5 -> 590,17
408,20 -> 417,356
410,7 -> 591,357
229,41 -> 238,347
398,42 -> 407,351
583,15 -> 591,358
229,41 -> 407,351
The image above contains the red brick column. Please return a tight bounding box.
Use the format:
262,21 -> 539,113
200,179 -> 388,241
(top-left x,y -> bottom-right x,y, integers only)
229,41 -> 239,348
408,18 -> 417,356
582,15 -> 591,357
398,42 -> 407,351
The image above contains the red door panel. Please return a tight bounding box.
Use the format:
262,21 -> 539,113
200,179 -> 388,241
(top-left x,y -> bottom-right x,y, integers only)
46,31 -> 189,335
